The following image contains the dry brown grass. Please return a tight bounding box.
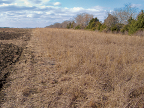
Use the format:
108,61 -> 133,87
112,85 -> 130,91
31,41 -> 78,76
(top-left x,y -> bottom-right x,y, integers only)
1,28 -> 144,108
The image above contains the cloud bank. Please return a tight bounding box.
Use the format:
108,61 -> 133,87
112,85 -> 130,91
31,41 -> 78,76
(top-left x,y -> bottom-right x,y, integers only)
0,0 -> 108,28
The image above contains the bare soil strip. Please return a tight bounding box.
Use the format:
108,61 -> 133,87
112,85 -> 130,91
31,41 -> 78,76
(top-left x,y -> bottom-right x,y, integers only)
0,28 -> 32,107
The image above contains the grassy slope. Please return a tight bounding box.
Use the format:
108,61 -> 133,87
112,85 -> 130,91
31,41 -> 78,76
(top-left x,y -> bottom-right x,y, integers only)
2,28 -> 144,108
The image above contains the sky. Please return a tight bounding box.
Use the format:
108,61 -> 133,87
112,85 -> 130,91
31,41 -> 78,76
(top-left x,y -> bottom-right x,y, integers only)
0,0 -> 143,28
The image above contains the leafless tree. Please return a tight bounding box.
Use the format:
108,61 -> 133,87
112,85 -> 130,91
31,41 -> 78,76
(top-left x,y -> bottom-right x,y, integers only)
61,21 -> 71,28
52,23 -> 62,28
45,23 -> 62,28
46,13 -> 93,29
75,13 -> 93,28
112,3 -> 138,24
104,14 -> 118,27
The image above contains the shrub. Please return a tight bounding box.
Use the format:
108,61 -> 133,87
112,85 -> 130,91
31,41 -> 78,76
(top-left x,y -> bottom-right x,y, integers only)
120,25 -> 129,33
128,19 -> 138,35
67,24 -> 70,29
128,10 -> 144,35
92,27 -> 96,31
71,23 -> 73,28
75,25 -> 81,29
67,22 -> 75,29
86,18 -> 99,30
137,10 -> 144,28
99,24 -> 107,32
71,21 -> 75,28
110,24 -> 123,32
97,23 -> 102,30
111,25 -> 118,32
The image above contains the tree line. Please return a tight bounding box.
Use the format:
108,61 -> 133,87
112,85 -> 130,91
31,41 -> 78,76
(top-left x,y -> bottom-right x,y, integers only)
46,4 -> 144,36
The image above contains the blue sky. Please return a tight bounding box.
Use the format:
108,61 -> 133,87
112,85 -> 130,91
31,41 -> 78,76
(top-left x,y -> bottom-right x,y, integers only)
0,0 -> 143,28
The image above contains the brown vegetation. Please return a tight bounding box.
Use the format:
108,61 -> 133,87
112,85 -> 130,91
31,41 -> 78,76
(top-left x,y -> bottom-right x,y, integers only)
0,28 -> 32,107
1,28 -> 144,107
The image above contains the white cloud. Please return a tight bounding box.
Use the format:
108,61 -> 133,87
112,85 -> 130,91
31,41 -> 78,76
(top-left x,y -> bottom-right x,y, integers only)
34,11 -> 43,14
54,2 -> 61,6
70,7 -> 84,12
46,11 -> 53,15
27,14 -> 33,17
21,0 -> 31,6
131,4 -> 142,7
0,3 -> 16,7
0,0 -> 107,28
93,6 -> 104,11
12,0 -> 33,7
87,8 -> 99,12
41,0 -> 50,5
43,0 -> 50,2
64,7 -> 68,9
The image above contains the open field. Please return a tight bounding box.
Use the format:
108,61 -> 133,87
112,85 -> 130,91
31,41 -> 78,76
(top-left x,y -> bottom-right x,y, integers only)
0,28 -> 144,108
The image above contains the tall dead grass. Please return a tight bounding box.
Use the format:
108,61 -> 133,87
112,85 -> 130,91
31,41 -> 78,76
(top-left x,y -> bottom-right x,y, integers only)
2,28 -> 144,108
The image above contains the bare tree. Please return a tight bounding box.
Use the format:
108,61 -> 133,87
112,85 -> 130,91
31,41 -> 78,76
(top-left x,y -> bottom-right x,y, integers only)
45,25 -> 53,28
104,14 -> 118,27
46,13 -> 93,29
75,13 -> 93,28
70,20 -> 77,28
51,23 -> 62,28
61,21 -> 71,28
112,3 -> 138,24
75,14 -> 83,25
